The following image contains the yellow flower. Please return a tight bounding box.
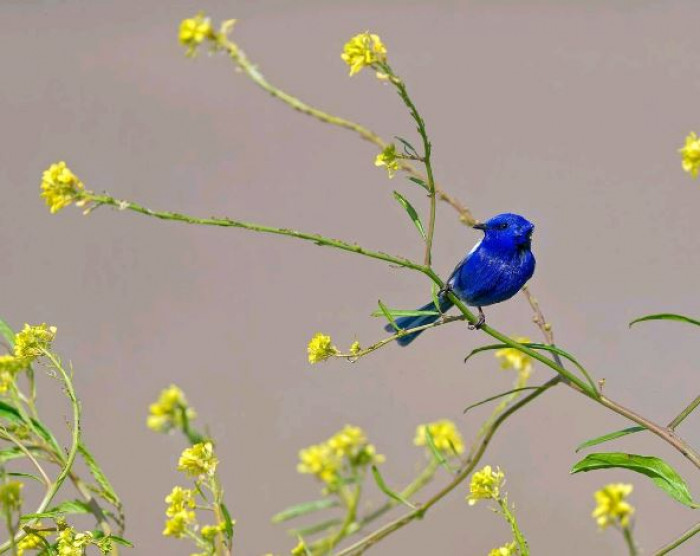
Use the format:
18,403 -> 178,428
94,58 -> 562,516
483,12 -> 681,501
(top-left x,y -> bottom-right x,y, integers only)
327,425 -> 366,457
178,442 -> 218,477
467,465 -> 505,505
165,486 -> 195,517
414,420 -> 465,456
17,525 -> 49,555
349,340 -> 362,356
56,528 -> 92,556
147,384 -> 197,433
341,32 -> 387,76
201,523 -> 225,541
0,481 -> 23,511
679,132 -> 700,178
0,355 -> 28,393
179,13 -> 215,56
375,144 -> 400,178
163,510 -> 195,538
297,443 -> 339,485
307,333 -> 338,364
495,337 -> 533,380
592,483 -> 634,529
14,324 -> 56,361
40,162 -> 85,214
488,542 -> 517,556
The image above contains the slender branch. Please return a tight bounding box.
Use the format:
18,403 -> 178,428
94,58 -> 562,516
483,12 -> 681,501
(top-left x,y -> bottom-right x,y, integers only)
653,521 -> 700,555
497,498 -> 529,556
622,526 -> 638,556
668,394 -> 700,430
0,429 -> 51,486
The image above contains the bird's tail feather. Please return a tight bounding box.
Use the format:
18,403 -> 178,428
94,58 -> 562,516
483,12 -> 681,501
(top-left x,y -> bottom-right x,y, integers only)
384,297 -> 454,347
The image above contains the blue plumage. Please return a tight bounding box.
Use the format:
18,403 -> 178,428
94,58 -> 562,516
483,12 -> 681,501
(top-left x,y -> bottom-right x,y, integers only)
388,213 -> 536,346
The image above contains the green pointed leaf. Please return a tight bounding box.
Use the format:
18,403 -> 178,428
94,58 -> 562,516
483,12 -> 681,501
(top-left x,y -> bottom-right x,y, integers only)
393,191 -> 426,240
0,318 -> 15,347
629,313 -> 700,328
370,308 -> 439,318
78,443 -> 120,507
377,300 -> 401,332
21,499 -> 92,520
7,472 -> 43,484
394,136 -> 418,157
575,426 -> 646,453
371,465 -> 416,510
220,502 -> 235,541
424,427 -> 456,474
571,452 -> 697,508
271,498 -> 338,524
407,176 -> 429,191
107,536 -> 134,547
288,518 -> 342,538
0,400 -> 62,456
463,387 -> 542,414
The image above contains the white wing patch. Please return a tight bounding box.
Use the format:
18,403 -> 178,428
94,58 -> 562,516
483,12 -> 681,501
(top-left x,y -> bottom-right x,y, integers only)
467,239 -> 482,256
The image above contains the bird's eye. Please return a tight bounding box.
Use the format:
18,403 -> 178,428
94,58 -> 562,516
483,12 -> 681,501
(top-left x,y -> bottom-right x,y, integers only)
499,222 -> 508,230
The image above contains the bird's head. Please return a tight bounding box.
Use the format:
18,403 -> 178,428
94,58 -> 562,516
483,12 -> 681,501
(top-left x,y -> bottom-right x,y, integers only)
473,213 -> 534,251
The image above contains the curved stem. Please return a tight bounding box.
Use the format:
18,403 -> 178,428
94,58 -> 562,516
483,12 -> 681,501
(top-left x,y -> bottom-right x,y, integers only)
497,498 -> 529,556
653,521 -> 700,555
669,394 -> 700,430
622,526 -> 638,556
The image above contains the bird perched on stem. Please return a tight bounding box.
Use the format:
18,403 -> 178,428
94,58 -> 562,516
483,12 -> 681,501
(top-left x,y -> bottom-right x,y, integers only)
388,213 -> 536,346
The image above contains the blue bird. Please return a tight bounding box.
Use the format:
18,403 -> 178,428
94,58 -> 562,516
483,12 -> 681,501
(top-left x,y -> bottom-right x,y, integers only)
388,213 -> 536,346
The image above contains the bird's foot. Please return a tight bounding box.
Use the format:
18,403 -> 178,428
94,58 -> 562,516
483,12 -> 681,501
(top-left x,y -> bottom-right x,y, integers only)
468,307 -> 486,330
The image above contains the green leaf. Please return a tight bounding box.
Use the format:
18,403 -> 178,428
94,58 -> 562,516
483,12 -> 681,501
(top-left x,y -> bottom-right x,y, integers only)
108,536 -> 134,547
377,300 -> 400,332
394,136 -> 418,157
0,318 -> 15,346
424,427 -> 456,474
463,387 -> 542,414
629,313 -> 700,328
0,446 -> 45,464
7,472 -> 43,484
575,426 -> 646,453
393,191 -> 426,240
0,400 -> 62,456
370,308 -> 439,318
220,502 -> 235,541
21,499 -> 92,520
571,453 -> 697,508
78,443 -> 120,507
371,465 -> 416,510
271,498 -> 338,524
407,176 -> 429,191
288,518 -> 342,538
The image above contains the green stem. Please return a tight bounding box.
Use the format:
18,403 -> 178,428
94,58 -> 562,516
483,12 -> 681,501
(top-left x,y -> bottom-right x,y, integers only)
622,526 -> 638,556
653,521 -> 700,555
497,498 -> 529,556
668,394 -> 700,430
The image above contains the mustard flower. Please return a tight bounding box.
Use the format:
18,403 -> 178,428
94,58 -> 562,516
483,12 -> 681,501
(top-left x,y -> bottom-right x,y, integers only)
14,324 -> 56,361
297,443 -> 339,485
349,340 -> 362,356
179,13 -> 215,56
201,523 -> 225,541
40,162 -> 86,214
414,419 -> 465,456
165,486 -> 196,517
178,442 -> 218,477
147,384 -> 197,433
341,32 -> 387,76
679,132 -> 700,178
17,525 -> 50,555
592,483 -> 634,530
488,542 -> 517,556
0,480 -> 23,512
374,144 -> 400,178
163,510 -> 195,538
56,528 -> 92,556
328,424 -> 385,466
467,465 -> 505,505
495,337 -> 533,380
307,333 -> 338,364
0,355 -> 28,393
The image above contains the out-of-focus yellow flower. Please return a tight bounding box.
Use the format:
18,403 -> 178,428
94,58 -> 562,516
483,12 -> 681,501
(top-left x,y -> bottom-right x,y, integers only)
291,538 -> 310,556
467,465 -> 505,505
341,32 -> 387,76
327,425 -> 366,457
0,355 -> 28,393
349,340 -> 362,356
163,510 -> 195,538
179,13 -> 215,56
297,442 -> 339,485
147,384 -> 197,433
375,144 -> 400,178
165,486 -> 195,517
488,542 -> 517,556
679,132 -> 700,178
495,337 -> 533,380
307,333 -> 338,364
178,442 -> 218,477
56,528 -> 93,556
0,481 -> 23,511
14,324 -> 56,361
40,162 -> 86,214
17,524 -> 49,555
592,483 -> 634,529
201,523 -> 225,541
414,419 -> 465,456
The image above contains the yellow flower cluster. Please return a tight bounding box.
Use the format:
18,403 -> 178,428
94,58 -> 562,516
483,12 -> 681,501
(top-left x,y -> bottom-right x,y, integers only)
375,144 -> 400,178
488,542 -> 517,556
592,483 -> 634,530
0,355 -> 28,393
495,337 -> 533,380
414,419 -> 465,456
14,323 -> 57,361
307,333 -> 339,364
0,480 -> 23,511
147,384 -> 197,433
341,32 -> 387,76
179,13 -> 215,56
679,132 -> 700,178
297,425 -> 384,487
178,442 -> 219,477
17,526 -> 49,556
40,162 -> 86,214
163,486 -> 196,538
57,527 -> 93,556
467,465 -> 505,506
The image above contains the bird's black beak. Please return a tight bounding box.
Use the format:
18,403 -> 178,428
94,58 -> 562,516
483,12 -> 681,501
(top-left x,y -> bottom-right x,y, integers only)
473,223 -> 486,231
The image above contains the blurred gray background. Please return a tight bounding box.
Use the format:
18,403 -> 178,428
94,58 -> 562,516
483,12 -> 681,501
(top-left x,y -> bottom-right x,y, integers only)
2,0 -> 700,554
